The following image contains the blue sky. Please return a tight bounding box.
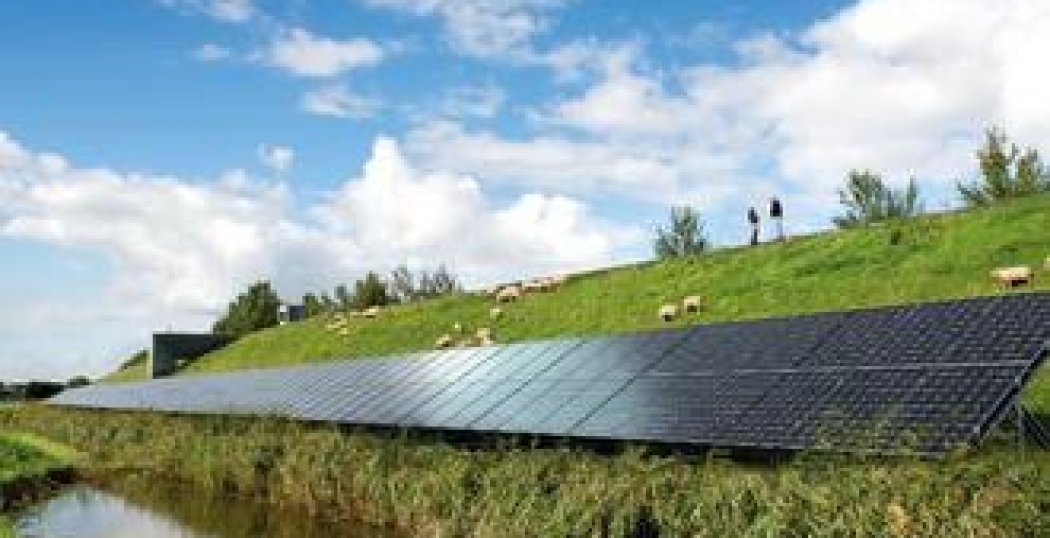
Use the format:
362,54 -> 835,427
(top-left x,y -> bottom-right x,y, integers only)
2,0 -> 1048,380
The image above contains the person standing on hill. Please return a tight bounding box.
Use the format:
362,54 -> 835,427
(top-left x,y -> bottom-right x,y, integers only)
747,207 -> 760,245
769,197 -> 784,242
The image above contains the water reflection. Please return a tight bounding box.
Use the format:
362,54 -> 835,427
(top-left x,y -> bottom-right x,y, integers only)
16,476 -> 398,538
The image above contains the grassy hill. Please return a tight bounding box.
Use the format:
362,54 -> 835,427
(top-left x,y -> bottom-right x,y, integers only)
107,195 -> 1050,407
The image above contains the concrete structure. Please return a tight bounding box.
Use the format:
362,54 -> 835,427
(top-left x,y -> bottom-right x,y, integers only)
151,333 -> 233,378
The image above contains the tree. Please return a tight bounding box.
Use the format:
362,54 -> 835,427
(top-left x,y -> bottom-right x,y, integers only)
67,376 -> 91,389
352,272 -> 393,309
653,206 -> 707,259
302,293 -> 324,317
958,127 -> 1050,206
833,170 -> 922,228
389,264 -> 463,302
212,280 -> 282,338
334,284 -> 353,311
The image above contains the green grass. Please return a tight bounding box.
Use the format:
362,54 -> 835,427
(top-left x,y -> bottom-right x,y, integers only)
109,194 -> 1050,378
0,429 -> 83,535
2,406 -> 1048,537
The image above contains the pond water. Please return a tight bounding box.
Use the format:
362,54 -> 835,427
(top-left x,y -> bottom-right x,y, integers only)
14,477 -> 399,538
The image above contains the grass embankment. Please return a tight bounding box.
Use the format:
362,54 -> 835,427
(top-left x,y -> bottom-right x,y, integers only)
0,428 -> 82,536
103,194 -> 1050,380
2,406 -> 1048,536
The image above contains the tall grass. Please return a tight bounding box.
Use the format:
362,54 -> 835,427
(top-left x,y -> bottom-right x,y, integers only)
2,406 -> 1048,537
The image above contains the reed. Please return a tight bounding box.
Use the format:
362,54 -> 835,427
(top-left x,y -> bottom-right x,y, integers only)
2,406 -> 1048,537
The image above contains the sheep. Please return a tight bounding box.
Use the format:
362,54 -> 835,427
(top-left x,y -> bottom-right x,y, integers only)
476,327 -> 492,340
990,266 -> 1033,288
659,304 -> 678,322
522,280 -> 545,294
496,285 -> 522,303
478,336 -> 495,347
490,307 -> 503,320
435,334 -> 454,349
682,295 -> 704,313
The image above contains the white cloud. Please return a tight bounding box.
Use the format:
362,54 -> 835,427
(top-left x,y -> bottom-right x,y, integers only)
364,0 -> 576,58
157,0 -> 256,23
0,130 -> 627,379
257,144 -> 295,173
194,43 -> 232,62
402,0 -> 1050,219
208,0 -> 254,22
318,137 -> 631,277
300,85 -> 381,119
267,28 -> 384,78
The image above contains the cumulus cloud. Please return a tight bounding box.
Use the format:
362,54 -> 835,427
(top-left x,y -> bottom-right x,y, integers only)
300,85 -> 382,119
257,144 -> 295,173
319,137 -> 630,277
400,0 -> 1050,227
267,28 -> 384,77
0,130 -> 627,378
364,0 -> 577,58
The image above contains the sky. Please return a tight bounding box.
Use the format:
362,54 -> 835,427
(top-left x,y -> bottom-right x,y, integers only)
2,0 -> 1049,381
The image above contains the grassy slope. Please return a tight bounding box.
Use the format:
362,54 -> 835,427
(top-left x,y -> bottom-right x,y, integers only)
108,195 -> 1050,407
0,429 -> 82,536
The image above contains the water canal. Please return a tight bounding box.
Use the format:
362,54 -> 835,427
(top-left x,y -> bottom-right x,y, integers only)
13,476 -> 398,538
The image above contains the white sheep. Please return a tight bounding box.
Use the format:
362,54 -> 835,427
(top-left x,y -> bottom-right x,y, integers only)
435,334 -> 454,349
682,295 -> 703,313
522,280 -> 544,293
361,306 -> 381,318
478,336 -> 495,347
476,327 -> 492,340
496,286 -> 522,303
990,266 -> 1033,288
490,307 -> 503,320
659,304 -> 678,322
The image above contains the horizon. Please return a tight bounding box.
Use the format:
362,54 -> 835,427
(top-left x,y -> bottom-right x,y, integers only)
2,0 -> 1049,380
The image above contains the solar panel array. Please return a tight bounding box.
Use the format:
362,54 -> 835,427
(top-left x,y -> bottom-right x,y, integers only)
51,292 -> 1050,455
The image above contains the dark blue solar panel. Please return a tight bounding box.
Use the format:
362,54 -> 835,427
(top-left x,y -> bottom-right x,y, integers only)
49,292 -> 1050,455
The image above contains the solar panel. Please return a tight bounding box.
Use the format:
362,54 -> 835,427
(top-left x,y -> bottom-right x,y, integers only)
49,292 -> 1050,455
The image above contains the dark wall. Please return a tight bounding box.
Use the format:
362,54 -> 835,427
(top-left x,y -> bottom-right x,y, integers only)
152,333 -> 233,378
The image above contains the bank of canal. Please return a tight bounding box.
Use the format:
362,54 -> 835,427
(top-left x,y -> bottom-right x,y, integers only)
14,475 -> 398,538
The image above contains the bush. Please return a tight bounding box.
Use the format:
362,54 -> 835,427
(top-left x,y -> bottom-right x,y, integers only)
958,127 -> 1050,206
212,281 -> 282,338
833,170 -> 922,228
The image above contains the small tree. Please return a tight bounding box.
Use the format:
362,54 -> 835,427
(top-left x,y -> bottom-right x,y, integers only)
352,272 -> 393,309
958,127 -> 1050,206
212,280 -> 282,338
833,170 -> 922,228
653,206 -> 707,259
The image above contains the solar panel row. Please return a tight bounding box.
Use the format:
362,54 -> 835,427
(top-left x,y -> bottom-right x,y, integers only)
50,292 -> 1050,455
